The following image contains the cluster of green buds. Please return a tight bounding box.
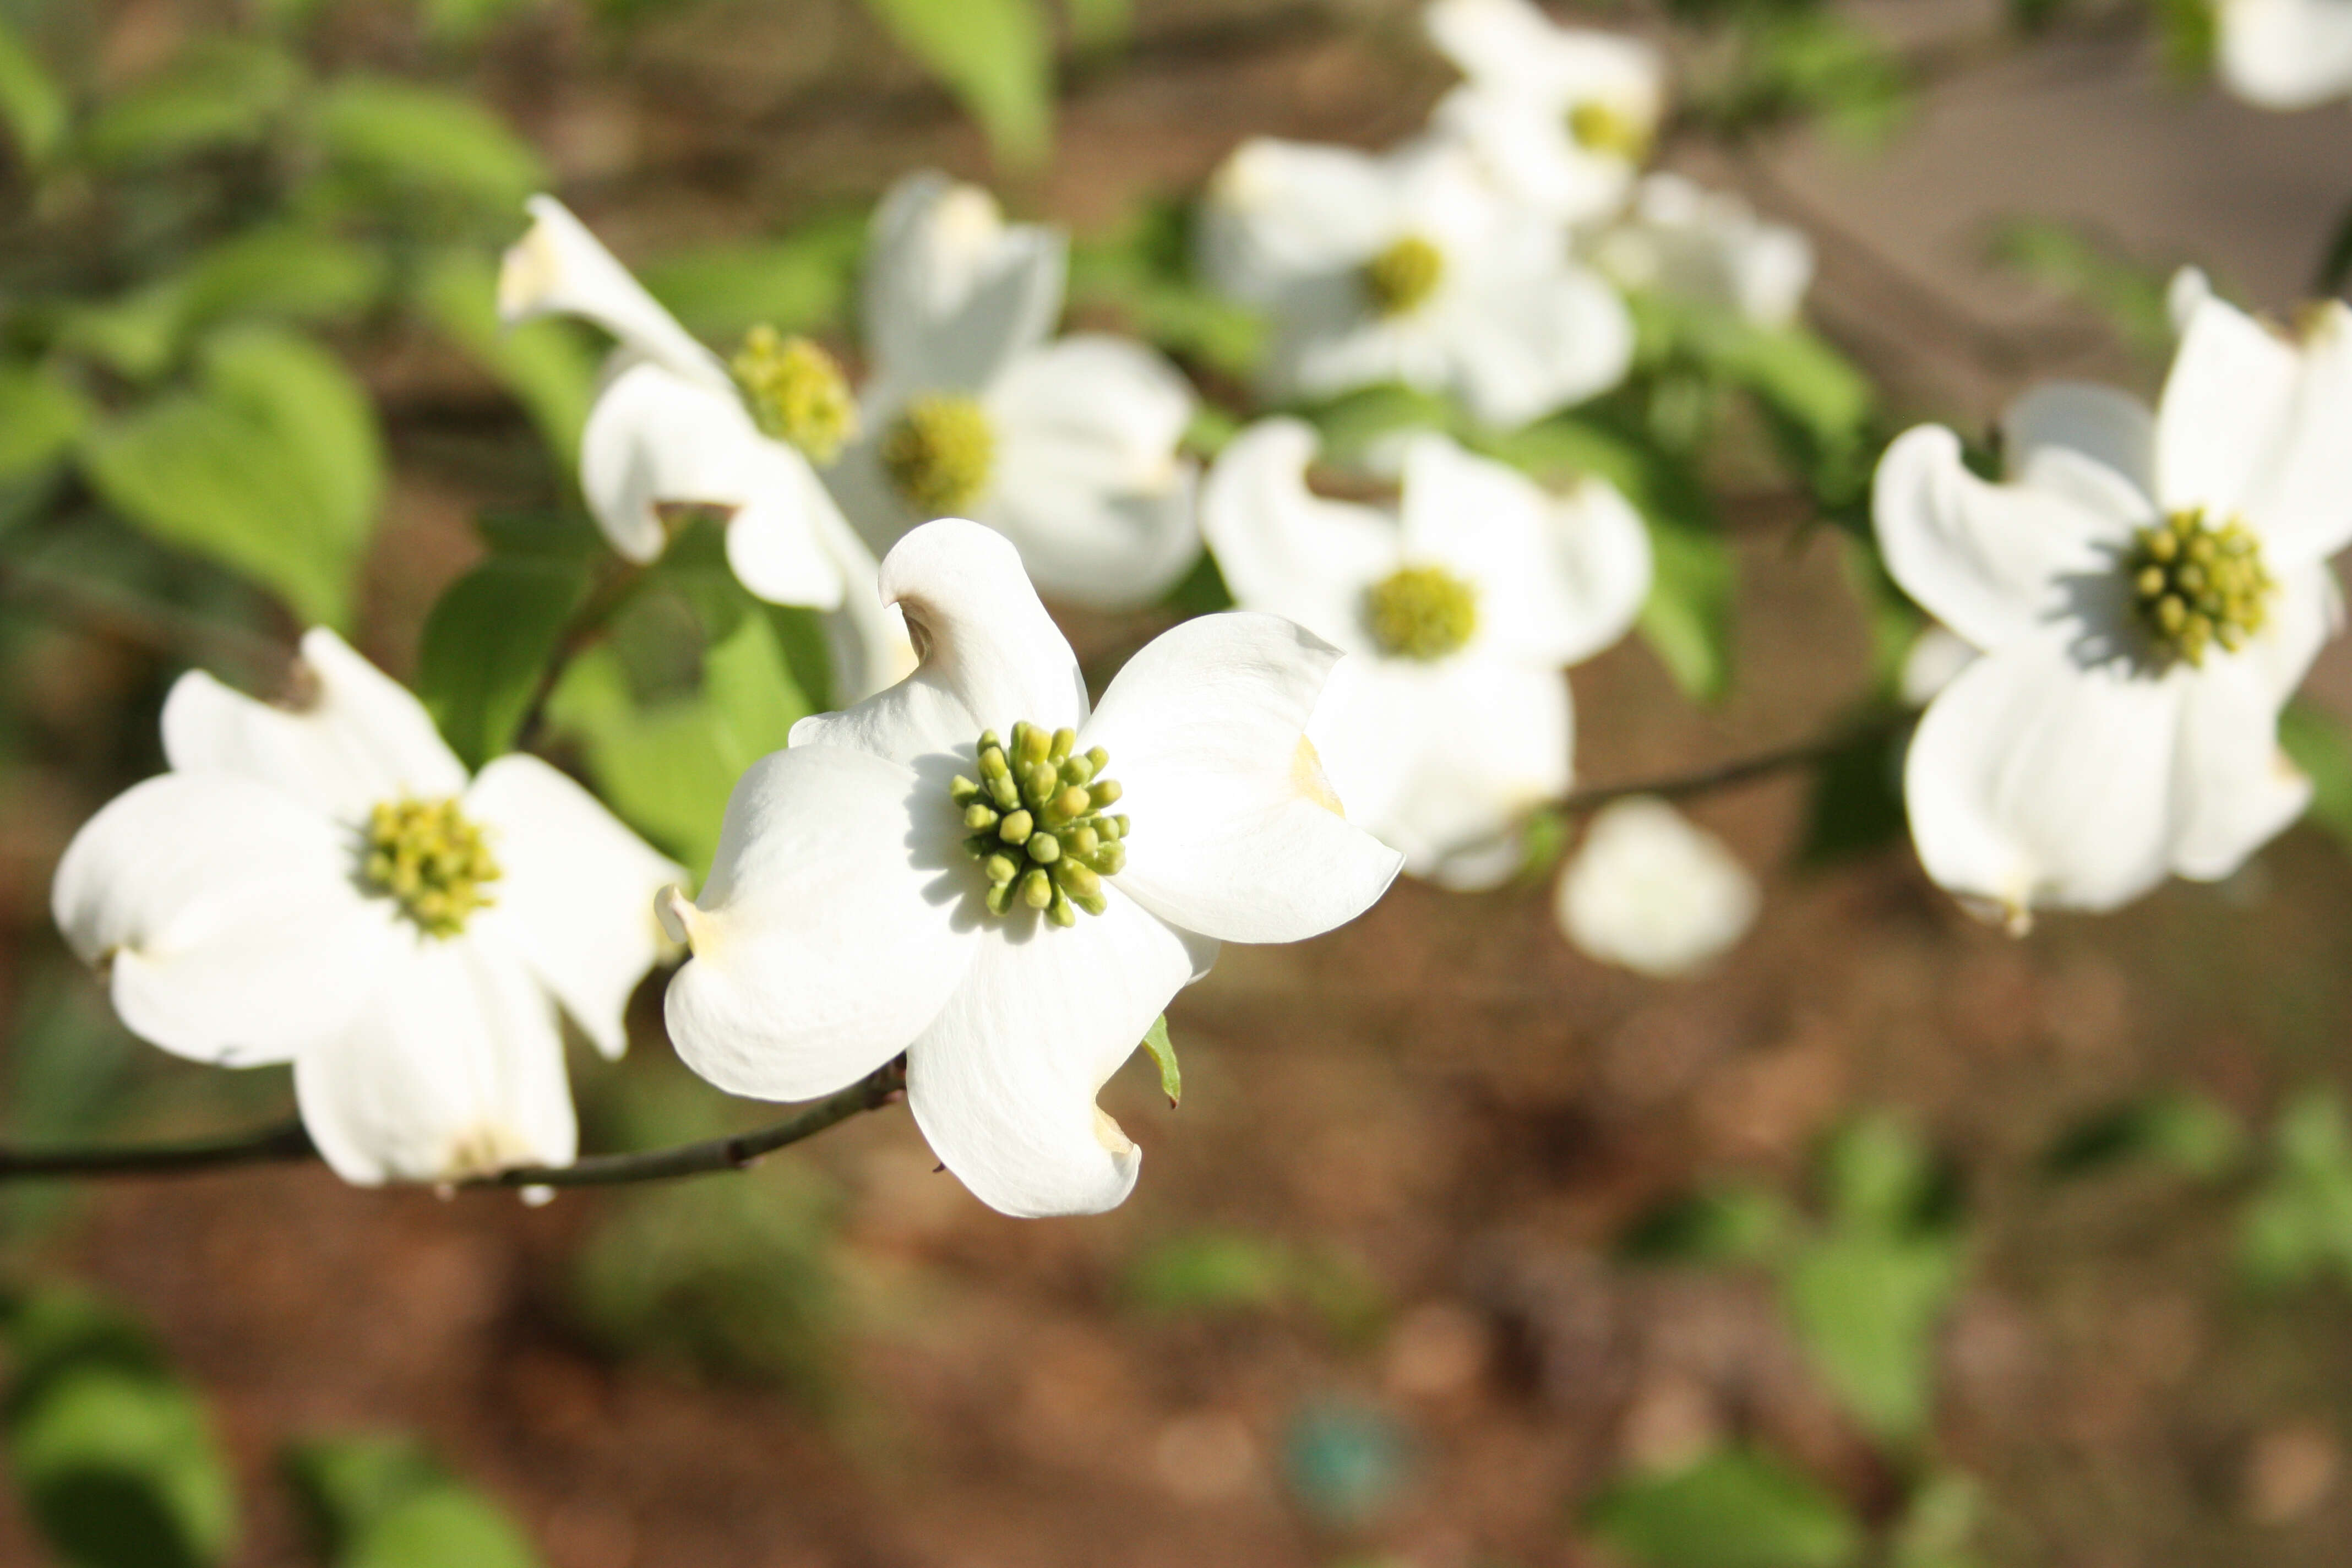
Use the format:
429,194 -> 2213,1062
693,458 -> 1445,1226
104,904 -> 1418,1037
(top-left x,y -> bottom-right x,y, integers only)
2126,508 -> 2274,669
1366,563 -> 1479,661
730,326 -> 858,465
950,722 -> 1129,926
1362,234 -> 1445,318
362,797 -> 502,939
881,393 -> 995,516
1568,100 -> 1652,161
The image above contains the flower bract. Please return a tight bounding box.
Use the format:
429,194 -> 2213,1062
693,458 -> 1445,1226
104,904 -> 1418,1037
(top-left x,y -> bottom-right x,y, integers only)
1556,796 -> 1758,977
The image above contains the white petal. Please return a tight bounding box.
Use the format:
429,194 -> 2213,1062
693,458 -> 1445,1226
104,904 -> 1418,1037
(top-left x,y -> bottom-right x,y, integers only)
498,195 -> 729,389
1870,424 -> 2142,653
2234,301 -> 2352,567
2003,382 -> 2157,502
789,518 -> 1089,765
1441,260 -> 1635,427
2248,559 -> 2343,701
464,754 -> 686,1060
2155,292 -> 2299,521
1903,631 -> 2182,918
1080,613 -> 1403,944
296,937 -> 575,1185
2168,267 -> 2213,336
1556,797 -> 1759,977
1429,86 -> 1635,227
2219,0 -> 2352,108
984,336 -> 1202,609
162,628 -> 469,825
1425,0 -> 1665,109
1317,655 -> 1572,889
864,172 -> 1066,392
810,502 -> 921,703
906,889 -> 1208,1218
1196,140 -> 1397,306
1899,624 -> 1979,707
1397,434 -> 1651,666
1199,420 -> 1398,653
2168,654 -> 2311,881
1589,175 -> 1815,327
579,361 -> 847,608
52,774 -> 394,1066
660,743 -> 975,1102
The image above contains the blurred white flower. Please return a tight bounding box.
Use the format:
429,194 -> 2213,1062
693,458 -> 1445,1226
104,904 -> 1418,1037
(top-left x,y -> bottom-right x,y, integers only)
657,519 -> 1401,1218
1556,796 -> 1758,976
52,630 -> 683,1185
1589,174 -> 1815,329
1201,420 -> 1652,888
1423,0 -> 1665,224
1198,137 -> 1636,428
2218,0 -> 2352,108
499,195 -> 912,700
1874,283 -> 2352,926
1898,623 -> 1977,706
825,173 -> 1202,612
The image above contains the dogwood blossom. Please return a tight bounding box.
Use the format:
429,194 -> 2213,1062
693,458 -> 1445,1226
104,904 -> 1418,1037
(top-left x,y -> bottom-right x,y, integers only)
52,630 -> 683,1185
499,196 -> 911,700
824,173 -> 1202,611
1422,0 -> 1666,225
1588,175 -> 1815,329
657,519 -> 1401,1217
1201,420 -> 1652,886
1875,285 -> 2352,925
1556,797 -> 1758,976
1198,137 -> 1636,428
2217,0 -> 2352,108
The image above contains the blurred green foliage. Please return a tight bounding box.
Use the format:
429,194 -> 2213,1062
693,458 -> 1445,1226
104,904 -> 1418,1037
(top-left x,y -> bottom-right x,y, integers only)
285,1435 -> 542,1568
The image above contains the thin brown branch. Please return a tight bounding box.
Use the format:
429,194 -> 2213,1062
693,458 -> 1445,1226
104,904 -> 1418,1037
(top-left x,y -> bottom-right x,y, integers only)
1562,712 -> 1902,813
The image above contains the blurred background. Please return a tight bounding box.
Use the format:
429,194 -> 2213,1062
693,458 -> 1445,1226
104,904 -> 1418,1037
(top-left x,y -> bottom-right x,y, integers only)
1,0 -> 2351,1565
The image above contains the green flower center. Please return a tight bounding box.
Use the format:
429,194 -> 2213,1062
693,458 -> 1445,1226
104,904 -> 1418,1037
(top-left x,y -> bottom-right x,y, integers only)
1366,564 -> 1478,661
362,797 -> 500,939
2127,508 -> 2275,669
881,394 -> 994,516
1569,100 -> 1652,161
950,721 -> 1129,927
731,326 -> 858,466
1362,235 -> 1445,318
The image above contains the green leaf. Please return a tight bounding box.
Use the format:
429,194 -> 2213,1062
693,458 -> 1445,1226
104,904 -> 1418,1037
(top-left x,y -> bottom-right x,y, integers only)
4,1292 -> 237,1568
285,1435 -> 541,1568
1782,1234 -> 1958,1441
314,78 -> 546,212
2042,1090 -> 2244,1179
1062,0 -> 1131,48
2154,0 -> 2218,77
421,0 -> 539,43
1796,718 -> 1907,867
415,249 -> 600,471
860,0 -> 1053,168
1618,1184 -> 1792,1265
2241,1090 -> 2352,1290
1989,221 -> 2175,364
0,16 -> 66,166
61,226 -> 388,382
1587,1451 -> 1861,1568
1303,383 -> 1456,465
1126,1232 -> 1292,1314
1140,1013 -> 1179,1107
1068,203 -> 1265,377
79,327 -> 383,627
2279,700 -> 2352,852
0,361 -> 90,483
638,216 -> 867,344
1818,1114 -> 1941,1235
1641,516 -> 1736,703
416,556 -> 591,768
80,38 -> 303,167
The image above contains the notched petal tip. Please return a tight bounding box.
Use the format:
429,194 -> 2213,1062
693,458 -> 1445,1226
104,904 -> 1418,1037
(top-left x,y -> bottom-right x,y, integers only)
1293,733 -> 1346,816
655,883 -> 699,949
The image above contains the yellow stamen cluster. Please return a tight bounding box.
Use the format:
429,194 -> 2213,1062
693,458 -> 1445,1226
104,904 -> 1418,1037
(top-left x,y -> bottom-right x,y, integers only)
1362,235 -> 1445,318
951,722 -> 1129,927
362,797 -> 500,939
1366,564 -> 1479,661
1569,100 -> 1652,161
880,394 -> 994,516
731,326 -> 858,465
2127,508 -> 2274,669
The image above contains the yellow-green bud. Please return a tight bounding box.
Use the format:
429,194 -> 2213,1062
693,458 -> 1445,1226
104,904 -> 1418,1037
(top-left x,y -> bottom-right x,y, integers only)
881,394 -> 994,516
1569,100 -> 1652,161
953,720 -> 1130,925
1362,234 -> 1446,318
1366,563 -> 1479,661
2126,508 -> 2274,670
731,326 -> 858,465
362,797 -> 501,938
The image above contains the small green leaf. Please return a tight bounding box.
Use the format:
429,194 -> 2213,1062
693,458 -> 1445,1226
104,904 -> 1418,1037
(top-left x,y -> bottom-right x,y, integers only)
315,78 -> 547,212
0,17 -> 66,166
1796,718 -> 1907,868
415,249 -> 600,471
80,38 -> 303,167
0,362 -> 90,483
174,225 -> 389,336
1589,1451 -> 1861,1568
285,1435 -> 541,1568
861,0 -> 1053,168
638,217 -> 867,344
1618,1184 -> 1792,1265
2279,700 -> 2352,852
2043,1090 -> 2244,1179
1141,1013 -> 1179,1107
421,0 -> 538,43
1126,1232 -> 1292,1314
79,327 -> 383,627
1989,220 -> 2175,364
1641,516 -> 1736,703
416,556 -> 592,768
2240,1090 -> 2352,1291
1782,1234 -> 1958,1441
1303,383 -> 1456,465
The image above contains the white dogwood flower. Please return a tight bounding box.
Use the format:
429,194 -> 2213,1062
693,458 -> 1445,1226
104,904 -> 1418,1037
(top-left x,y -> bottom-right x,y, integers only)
1201,420 -> 1652,887
657,519 -> 1401,1218
499,195 -> 911,700
2218,0 -> 2352,108
824,173 -> 1202,611
1588,174 -> 1815,329
1875,286 -> 2352,925
1422,0 -> 1664,224
1199,137 -> 1635,428
52,630 -> 683,1185
1556,796 -> 1758,976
